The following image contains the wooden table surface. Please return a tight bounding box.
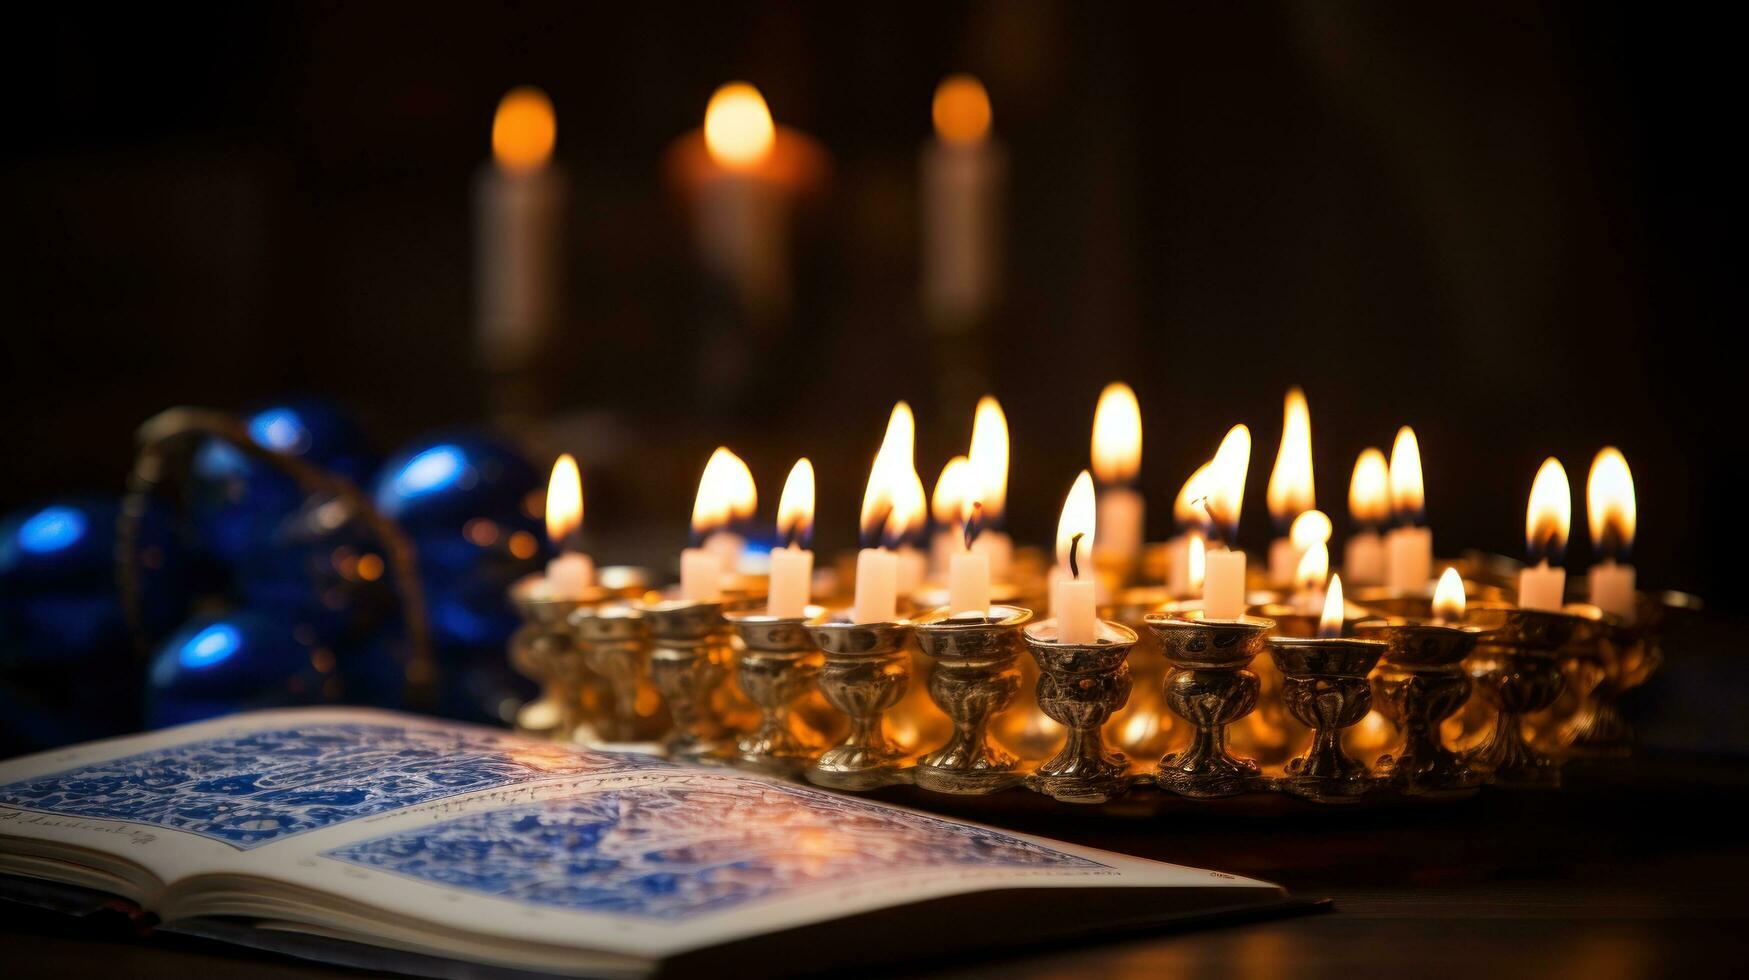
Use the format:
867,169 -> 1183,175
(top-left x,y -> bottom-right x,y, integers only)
6,753 -> 1747,978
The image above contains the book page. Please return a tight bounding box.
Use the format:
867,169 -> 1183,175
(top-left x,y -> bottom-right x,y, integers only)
0,708 -> 1278,962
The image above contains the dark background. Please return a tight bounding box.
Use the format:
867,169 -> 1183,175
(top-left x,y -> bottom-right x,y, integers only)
0,2 -> 1731,607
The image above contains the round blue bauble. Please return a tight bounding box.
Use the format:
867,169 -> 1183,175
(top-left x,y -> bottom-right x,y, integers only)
145,613 -> 333,729
372,429 -> 541,538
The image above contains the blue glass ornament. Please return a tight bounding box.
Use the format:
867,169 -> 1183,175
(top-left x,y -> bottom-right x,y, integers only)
145,612 -> 333,729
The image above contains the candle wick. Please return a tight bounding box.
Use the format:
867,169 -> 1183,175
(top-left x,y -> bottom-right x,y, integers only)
963,502 -> 983,551
865,503 -> 894,551
1069,531 -> 1084,579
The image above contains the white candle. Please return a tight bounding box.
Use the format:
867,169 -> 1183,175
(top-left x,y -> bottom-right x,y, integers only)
1165,531 -> 1205,597
922,75 -> 1003,327
1090,383 -> 1144,570
948,550 -> 992,617
1385,526 -> 1433,594
1267,537 -> 1300,588
694,83 -> 791,320
1204,548 -> 1248,620
971,531 -> 1012,582
475,88 -> 564,386
1052,471 -> 1099,644
853,548 -> 899,624
1518,560 -> 1566,612
1096,488 -> 1145,569
1201,424 -> 1252,619
541,453 -> 592,598
896,546 -> 927,599
702,530 -> 745,576
930,529 -> 959,581
545,553 -> 594,599
680,548 -> 723,603
1343,531 -> 1385,586
1053,576 -> 1098,644
767,545 -> 813,619
1588,560 -> 1636,621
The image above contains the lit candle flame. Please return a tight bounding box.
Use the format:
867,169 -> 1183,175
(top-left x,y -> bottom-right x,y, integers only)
1526,457 -> 1572,564
1267,386 -> 1315,525
492,87 -> 556,174
691,447 -> 756,539
968,396 -> 1009,523
891,465 -> 927,546
1206,424 -> 1252,545
1433,566 -> 1466,623
1091,382 -> 1142,486
1318,573 -> 1345,639
1348,447 -> 1390,528
545,454 -> 582,546
776,458 -> 815,548
932,455 -> 972,526
1587,447 -> 1636,561
1188,533 -> 1206,592
932,74 -> 992,146
861,402 -> 915,546
703,82 -> 776,170
1290,509 -> 1332,549
1295,541 -> 1330,596
1174,461 -> 1214,529
1055,470 -> 1097,578
1389,427 -> 1425,526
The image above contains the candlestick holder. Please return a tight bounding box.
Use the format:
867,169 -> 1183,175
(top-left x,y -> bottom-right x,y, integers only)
725,611 -> 827,774
1021,620 -> 1138,803
643,599 -> 737,762
912,605 -> 1033,795
1352,619 -> 1485,795
1267,634 -> 1388,802
508,579 -> 612,741
1461,604 -> 1579,787
1144,612 -> 1275,799
805,617 -> 914,790
569,603 -> 664,744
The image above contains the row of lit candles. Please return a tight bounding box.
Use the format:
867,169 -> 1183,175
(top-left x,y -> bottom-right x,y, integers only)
533,383 -> 1641,645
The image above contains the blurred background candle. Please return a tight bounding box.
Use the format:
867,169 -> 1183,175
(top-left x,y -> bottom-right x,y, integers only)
1266,387 -> 1316,587
681,452 -> 741,603
1433,566 -> 1466,625
893,465 -> 928,598
1288,510 -> 1332,613
542,454 -> 593,598
929,455 -> 971,579
688,83 -> 789,322
1090,382 -> 1144,576
1166,460 -> 1213,597
767,458 -> 815,618
966,396 -> 1012,581
1050,471 -> 1098,643
854,413 -> 911,624
1586,447 -> 1638,621
691,447 -> 756,574
948,502 -> 991,617
475,86 -> 564,419
1520,457 -> 1572,611
1386,426 -> 1433,594
1202,425 -> 1252,619
922,74 -> 1003,330
1343,447 -> 1390,585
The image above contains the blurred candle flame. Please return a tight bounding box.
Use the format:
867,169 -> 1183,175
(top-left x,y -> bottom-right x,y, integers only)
492,87 -> 556,174
1587,447 -> 1636,560
703,82 -> 775,170
968,396 -> 1009,523
891,466 -> 927,546
1433,566 -> 1466,623
1526,457 -> 1572,564
861,402 -> 915,546
1295,541 -> 1330,595
1055,470 -> 1097,577
1318,573 -> 1345,638
932,74 -> 992,146
1091,382 -> 1142,486
545,454 -> 582,545
1267,386 -> 1315,524
776,458 -> 815,548
932,455 -> 972,526
1207,425 -> 1252,544
691,447 -> 755,538
1290,509 -> 1332,549
1174,461 -> 1214,529
1389,427 -> 1425,525
1349,447 -> 1390,527
1188,533 -> 1206,592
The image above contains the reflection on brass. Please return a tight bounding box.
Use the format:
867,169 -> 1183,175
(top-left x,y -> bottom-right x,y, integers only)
1146,612 -> 1274,799
570,603 -> 667,743
912,606 -> 1033,794
1462,604 -> 1579,787
726,612 -> 826,774
643,600 -> 737,762
1268,636 -> 1386,802
1355,619 -> 1484,796
806,617 -> 914,790
1022,621 -> 1138,803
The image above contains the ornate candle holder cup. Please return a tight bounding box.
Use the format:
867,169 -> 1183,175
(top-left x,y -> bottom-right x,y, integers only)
1352,618 -> 1485,795
1144,611 -> 1275,799
1267,633 -> 1388,802
805,616 -> 914,790
642,599 -> 737,762
1556,591 -> 1688,755
1461,603 -> 1579,787
911,605 -> 1034,795
508,577 -> 612,741
1022,619 -> 1138,803
569,602 -> 664,743
725,609 -> 828,774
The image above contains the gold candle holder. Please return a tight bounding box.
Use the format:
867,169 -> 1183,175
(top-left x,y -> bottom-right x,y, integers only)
508,578 -> 612,741
912,605 -> 1033,795
1267,633 -> 1387,803
643,599 -> 737,762
806,617 -> 914,790
725,611 -> 827,774
1144,611 -> 1275,799
569,602 -> 665,743
1353,618 -> 1485,796
1462,604 -> 1580,787
1022,619 -> 1138,803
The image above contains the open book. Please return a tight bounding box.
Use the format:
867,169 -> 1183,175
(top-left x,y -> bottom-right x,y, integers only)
0,708 -> 1297,977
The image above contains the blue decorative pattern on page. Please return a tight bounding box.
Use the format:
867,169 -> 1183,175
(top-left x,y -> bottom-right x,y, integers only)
326,780 -> 1105,921
0,724 -> 661,848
